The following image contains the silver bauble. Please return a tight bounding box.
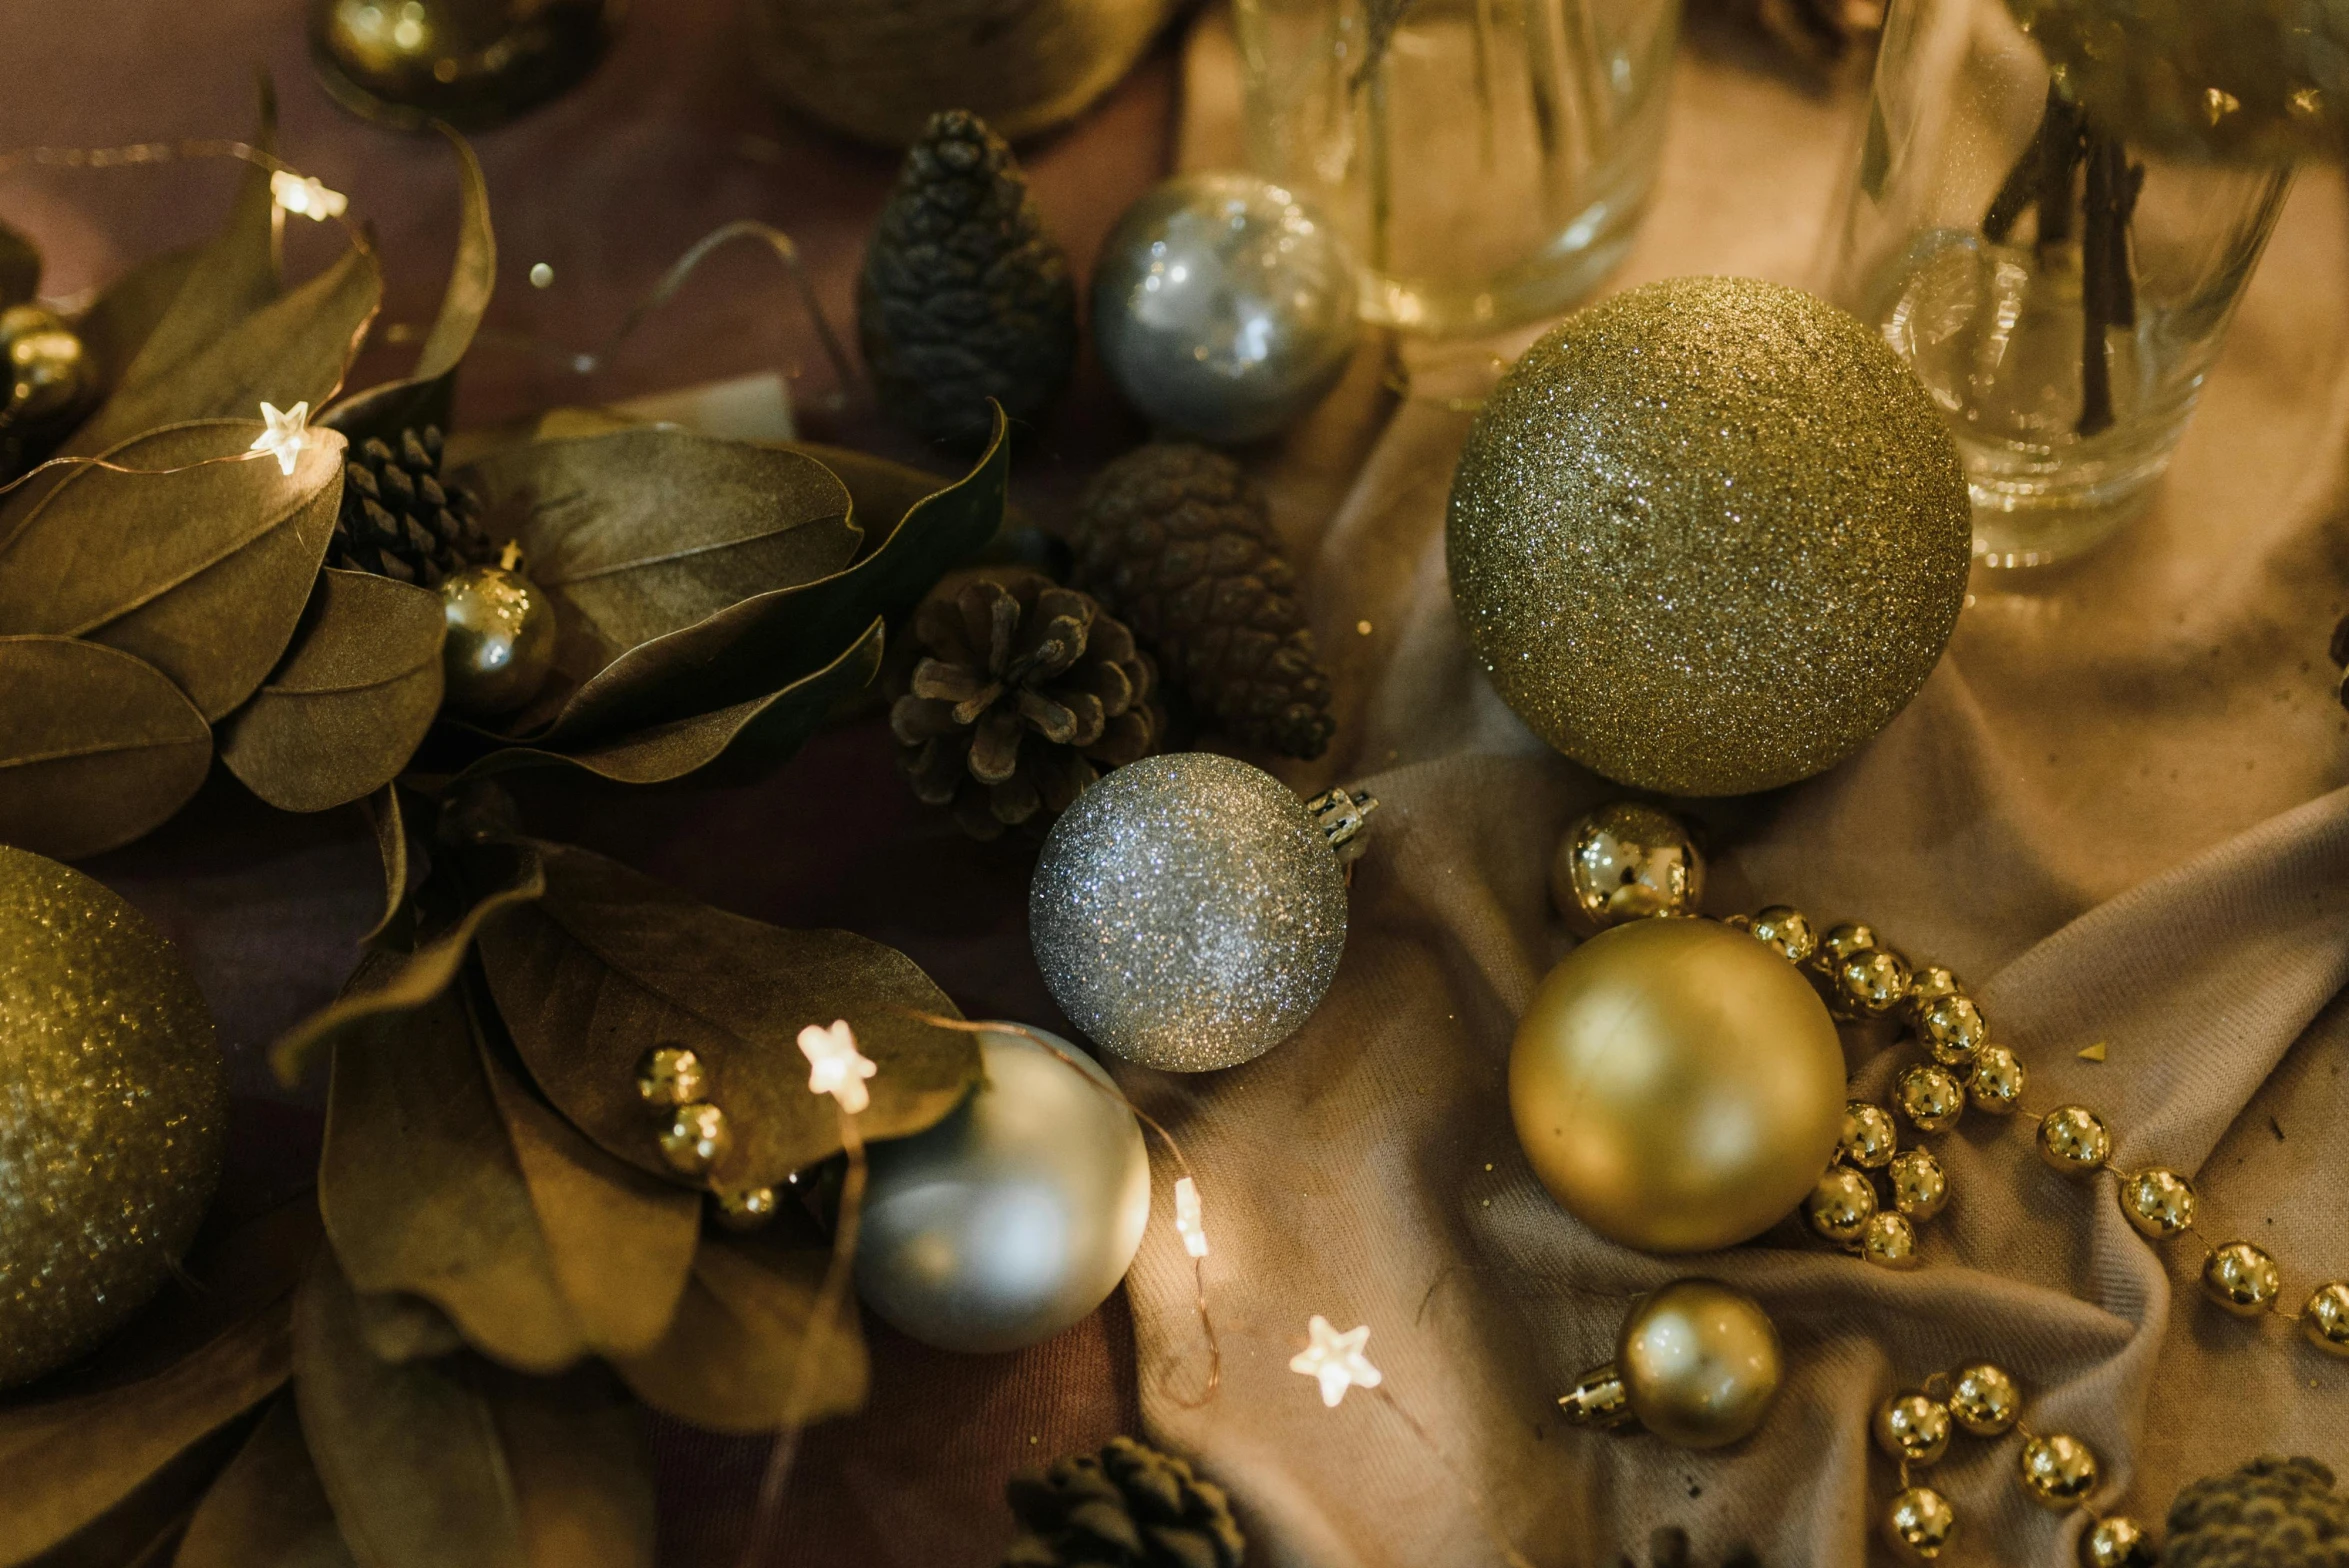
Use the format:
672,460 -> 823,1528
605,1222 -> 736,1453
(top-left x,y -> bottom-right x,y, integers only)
1030,753 -> 1348,1070
1091,173 -> 1360,445
855,1024 -> 1149,1354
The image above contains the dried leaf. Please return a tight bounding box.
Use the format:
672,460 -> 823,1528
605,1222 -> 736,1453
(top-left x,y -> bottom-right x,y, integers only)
349,1292 -> 463,1365
74,248 -> 203,400
0,636 -> 211,860
22,1420 -> 245,1568
269,839 -> 544,1085
610,1234 -> 866,1434
0,420 -> 344,719
173,1396 -> 355,1568
358,785 -> 410,947
318,972 -> 588,1374
292,1252 -> 654,1568
475,840 -> 978,1191
321,127 -> 494,449
219,569 -> 446,811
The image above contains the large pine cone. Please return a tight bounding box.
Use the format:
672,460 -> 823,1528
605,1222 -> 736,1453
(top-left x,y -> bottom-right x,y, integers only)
2167,1455 -> 2349,1567
1073,442 -> 1336,760
1002,1436 -> 1245,1568
892,570 -> 1161,840
858,109 -> 1076,448
328,425 -> 490,588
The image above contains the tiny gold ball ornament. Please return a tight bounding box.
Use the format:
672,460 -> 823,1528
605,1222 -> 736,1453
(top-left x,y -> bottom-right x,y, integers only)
2037,1105 -> 2112,1173
2082,1514 -> 2157,1568
2200,1241 -> 2281,1317
1508,918 -> 1845,1253
2018,1432 -> 2101,1510
2118,1167 -> 2198,1240
1841,1101 -> 1900,1170
1550,801 -> 1704,933
2301,1282 -> 2349,1358
1,846 -> 226,1389
440,561 -> 558,717
1807,1165 -> 1879,1244
1838,946 -> 1913,1018
1745,905 -> 1819,964
1614,1278 -> 1783,1449
1917,995 -> 1987,1065
1874,1390 -> 1953,1465
1947,1361 -> 2021,1436
1888,1147 -> 1948,1220
1966,1045 -> 2027,1114
1895,1063 -> 1966,1134
1883,1485 -> 1957,1563
1860,1210 -> 1923,1270
1445,276 -> 1970,797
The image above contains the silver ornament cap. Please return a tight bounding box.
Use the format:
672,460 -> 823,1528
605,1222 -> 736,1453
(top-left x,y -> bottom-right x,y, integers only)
1031,753 -> 1352,1070
1091,172 -> 1360,445
855,1024 -> 1149,1354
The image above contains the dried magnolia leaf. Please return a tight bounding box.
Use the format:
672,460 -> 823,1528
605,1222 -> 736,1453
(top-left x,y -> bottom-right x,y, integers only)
610,1234 -> 866,1434
475,840 -> 978,1191
0,636 -> 211,860
75,248 -> 204,399
270,839 -> 544,1085
321,127 -> 494,449
0,420 -> 344,719
358,785 -> 410,947
219,569 -> 445,811
292,1252 -> 654,1568
173,1395 -> 355,1568
22,1418 -> 250,1568
350,1292 -> 464,1365
318,971 -> 588,1374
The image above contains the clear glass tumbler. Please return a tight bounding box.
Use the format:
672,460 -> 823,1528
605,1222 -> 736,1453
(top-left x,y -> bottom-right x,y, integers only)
1826,0 -> 2293,567
1234,0 -> 1680,336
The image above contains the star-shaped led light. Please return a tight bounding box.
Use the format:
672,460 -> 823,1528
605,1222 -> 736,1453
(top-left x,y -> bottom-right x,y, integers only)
798,1018 -> 876,1115
1290,1315 -> 1381,1408
249,401 -> 311,476
270,170 -> 348,221
1173,1175 -> 1209,1259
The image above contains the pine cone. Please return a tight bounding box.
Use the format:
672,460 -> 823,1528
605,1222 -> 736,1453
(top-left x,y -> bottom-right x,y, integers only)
1073,442 -> 1336,760
328,425 -> 490,588
892,570 -> 1162,840
2167,1455 -> 2349,1567
1002,1436 -> 1245,1568
858,109 -> 1076,448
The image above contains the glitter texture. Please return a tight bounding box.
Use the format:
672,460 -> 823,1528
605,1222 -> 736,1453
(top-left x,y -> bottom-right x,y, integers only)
1029,754 -> 1347,1071
0,846 -> 224,1388
1446,276 -> 1970,797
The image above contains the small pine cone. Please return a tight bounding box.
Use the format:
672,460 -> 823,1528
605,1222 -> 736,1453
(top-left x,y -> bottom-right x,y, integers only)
2166,1455 -> 2349,1568
327,424 -> 491,588
858,109 -> 1076,448
1073,442 -> 1336,760
1001,1436 -> 1245,1568
891,570 -> 1162,840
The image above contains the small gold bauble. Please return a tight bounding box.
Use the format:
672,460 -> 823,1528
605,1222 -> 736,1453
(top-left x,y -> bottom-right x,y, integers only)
2018,1432 -> 2100,1510
440,563 -> 559,717
309,0 -> 621,133
1947,1361 -> 2021,1436
1861,1210 -> 1923,1269
1551,802 -> 1704,933
1917,995 -> 1986,1066
1615,1278 -> 1782,1449
634,1046 -> 707,1108
2201,1242 -> 2281,1317
1807,1166 -> 1879,1244
1839,946 -> 1913,1017
0,303 -> 90,419
1509,919 -> 1846,1253
658,1102 -> 732,1178
1895,1064 -> 1966,1134
1746,905 -> 1819,964
1817,921 -> 1880,970
1841,1102 -> 1901,1169
1889,1147 -> 1948,1220
2118,1168 -> 2198,1240
2302,1282 -> 2349,1358
1906,964 -> 1962,1014
2037,1105 -> 2112,1173
1966,1045 -> 2027,1114
1883,1485 -> 1957,1562
1873,1390 -> 1953,1465
710,1184 -> 779,1232
1443,276 -> 1970,797
2082,1514 -> 2157,1568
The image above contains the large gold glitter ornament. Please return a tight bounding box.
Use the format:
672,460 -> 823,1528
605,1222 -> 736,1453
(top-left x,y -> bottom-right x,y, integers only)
0,846 -> 225,1389
1508,918 -> 1846,1253
1445,276 -> 1970,797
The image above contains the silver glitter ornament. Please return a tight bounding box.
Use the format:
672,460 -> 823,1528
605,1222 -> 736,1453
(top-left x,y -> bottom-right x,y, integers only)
1091,173 -> 1360,445
1445,276 -> 1970,797
856,1024 -> 1148,1353
1030,753 -> 1352,1070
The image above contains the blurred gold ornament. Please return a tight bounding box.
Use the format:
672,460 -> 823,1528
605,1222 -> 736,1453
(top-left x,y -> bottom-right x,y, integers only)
1551,801 -> 1704,933
2082,1514 -> 2156,1568
1874,1390 -> 1952,1465
1841,1101 -> 1900,1169
1947,1361 -> 2021,1436
2018,1432 -> 2100,1509
1445,277 -> 1969,797
634,1045 -> 706,1108
1895,1064 -> 1966,1134
1614,1278 -> 1783,1449
1508,918 -> 1845,1253
440,560 -> 557,717
1916,995 -> 1985,1065
1883,1485 -> 1957,1562
2201,1242 -> 2281,1317
0,304 -> 89,420
1806,1166 -> 1878,1244
710,1183 -> 779,1232
2037,1105 -> 2112,1173
0,846 -> 226,1389
1966,1045 -> 2027,1114
2302,1282 -> 2349,1357
657,1102 -> 731,1178
1861,1210 -> 1923,1269
2118,1167 -> 2198,1240
1888,1148 -> 1948,1220
309,0 -> 621,132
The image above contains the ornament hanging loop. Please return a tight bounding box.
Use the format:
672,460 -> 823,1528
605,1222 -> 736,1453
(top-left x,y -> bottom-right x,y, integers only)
1308,786 -> 1379,864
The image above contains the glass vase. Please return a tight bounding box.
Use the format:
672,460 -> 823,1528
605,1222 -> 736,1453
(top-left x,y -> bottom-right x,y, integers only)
1826,0 -> 2293,567
1233,0 -> 1680,336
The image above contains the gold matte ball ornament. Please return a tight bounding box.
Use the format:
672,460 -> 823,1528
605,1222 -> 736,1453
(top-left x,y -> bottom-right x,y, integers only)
0,847 -> 226,1389
1445,275 -> 1970,797
1615,1278 -> 1783,1449
1508,918 -> 1846,1253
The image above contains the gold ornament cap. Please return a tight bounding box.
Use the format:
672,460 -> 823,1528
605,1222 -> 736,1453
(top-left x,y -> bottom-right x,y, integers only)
1615,1278 -> 1783,1449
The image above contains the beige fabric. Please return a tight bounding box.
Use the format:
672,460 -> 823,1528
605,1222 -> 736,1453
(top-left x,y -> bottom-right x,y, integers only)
1118,11 -> 2349,1565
